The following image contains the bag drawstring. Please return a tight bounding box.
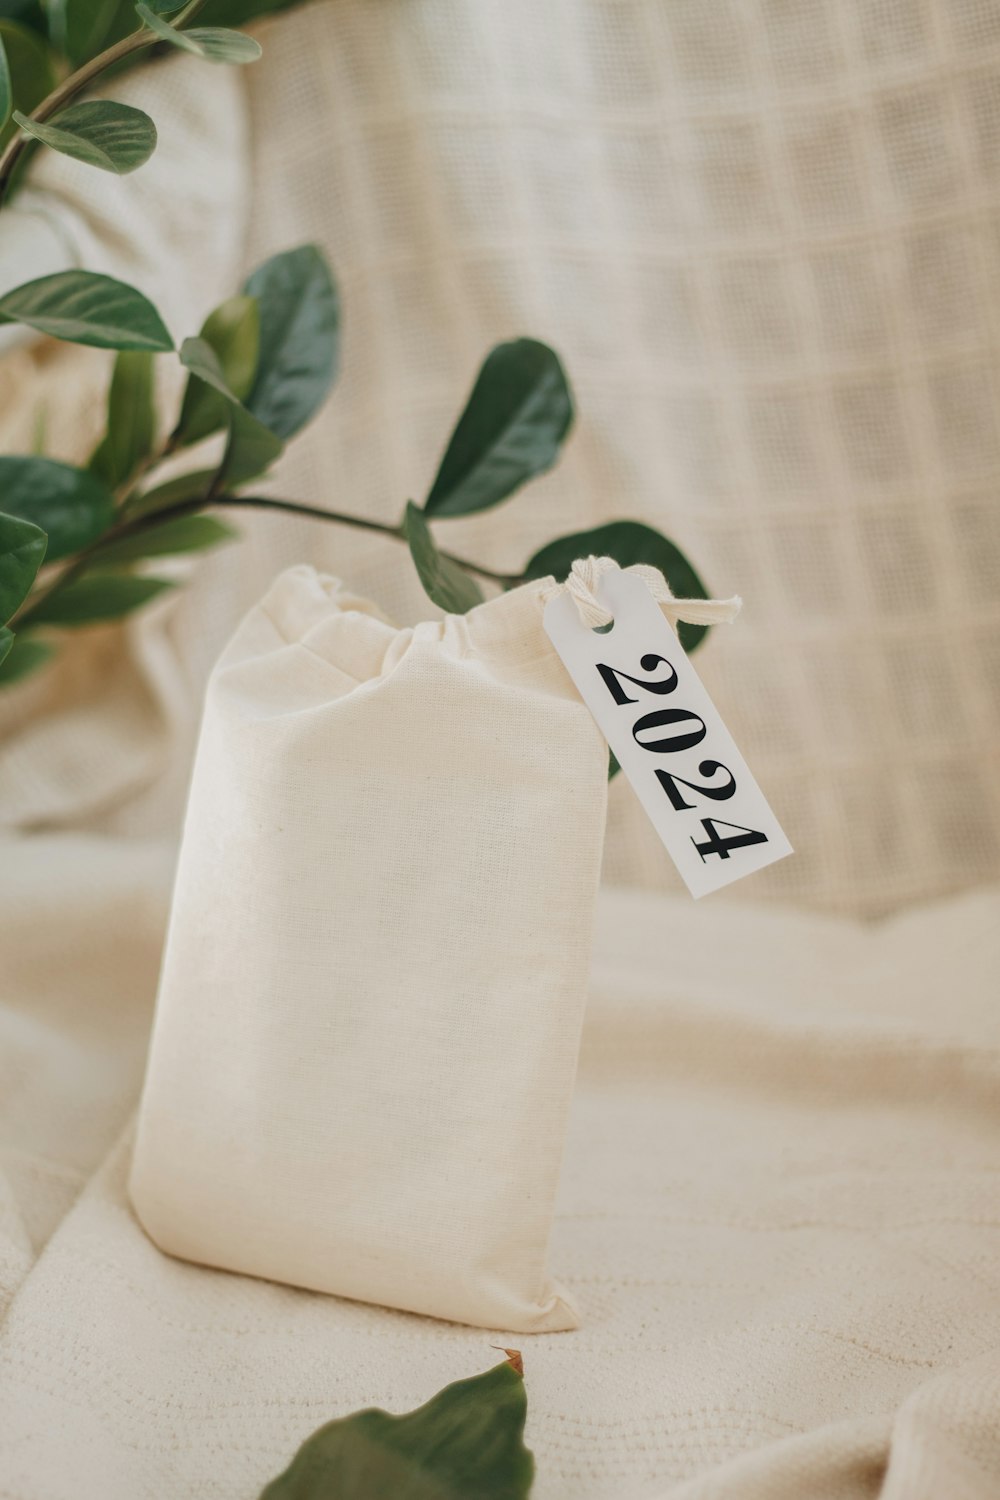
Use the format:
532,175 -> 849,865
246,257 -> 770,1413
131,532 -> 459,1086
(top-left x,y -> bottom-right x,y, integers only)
541,555 -> 742,631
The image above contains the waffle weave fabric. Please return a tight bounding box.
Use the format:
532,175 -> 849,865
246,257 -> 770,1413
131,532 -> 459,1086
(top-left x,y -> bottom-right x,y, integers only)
0,1 -> 998,915
1,854 -> 999,1499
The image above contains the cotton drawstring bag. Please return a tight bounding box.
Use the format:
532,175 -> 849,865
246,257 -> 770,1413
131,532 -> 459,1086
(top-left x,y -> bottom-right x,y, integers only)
129,564 -> 609,1332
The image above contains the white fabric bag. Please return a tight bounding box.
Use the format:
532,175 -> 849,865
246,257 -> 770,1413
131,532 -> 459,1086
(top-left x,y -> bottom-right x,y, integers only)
130,565 -> 608,1331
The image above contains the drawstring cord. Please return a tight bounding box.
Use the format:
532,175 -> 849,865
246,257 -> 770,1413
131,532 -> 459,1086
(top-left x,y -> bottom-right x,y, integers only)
541,555 -> 741,631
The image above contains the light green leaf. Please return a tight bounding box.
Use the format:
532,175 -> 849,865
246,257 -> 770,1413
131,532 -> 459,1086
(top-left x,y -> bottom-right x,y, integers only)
243,245 -> 339,439
522,520 -> 713,654
0,508 -> 46,621
22,572 -> 174,627
424,339 -> 573,518
179,335 -> 282,486
0,271 -> 173,351
259,1357 -> 533,1500
96,512 -> 236,565
123,466 -> 217,518
0,629 -> 53,683
13,100 -> 156,174
178,334 -> 240,402
135,3 -> 262,62
0,32 -> 11,130
404,501 -> 483,615
89,350 -> 156,489
0,456 -> 114,561
0,19 -> 55,150
175,294 -> 259,447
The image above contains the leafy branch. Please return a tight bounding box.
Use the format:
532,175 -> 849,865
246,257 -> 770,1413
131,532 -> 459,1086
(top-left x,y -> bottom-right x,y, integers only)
0,0 -> 217,203
0,0 -> 713,708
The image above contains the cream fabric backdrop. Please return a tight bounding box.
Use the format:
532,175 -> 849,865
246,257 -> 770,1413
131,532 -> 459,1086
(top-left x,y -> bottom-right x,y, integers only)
2,0 -> 999,915
3,4 -> 1000,1498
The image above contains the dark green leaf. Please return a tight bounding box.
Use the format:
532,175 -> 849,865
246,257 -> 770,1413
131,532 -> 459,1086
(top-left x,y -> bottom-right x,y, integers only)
13,100 -> 156,174
0,456 -> 114,561
404,501 -> 483,615
148,1 -> 184,9
22,571 -> 174,626
0,32 -> 11,129
259,1358 -> 533,1500
243,245 -> 339,439
175,294 -> 259,447
424,339 -> 573,518
522,520 -> 713,654
89,350 -> 156,489
0,624 -> 11,665
0,508 -> 46,621
179,335 -> 282,486
0,19 -> 55,150
123,466 -> 217,518
97,512 -> 235,564
0,3 -> 46,35
49,0 -> 135,66
0,628 -> 53,682
0,271 -> 173,351
135,4 -> 262,62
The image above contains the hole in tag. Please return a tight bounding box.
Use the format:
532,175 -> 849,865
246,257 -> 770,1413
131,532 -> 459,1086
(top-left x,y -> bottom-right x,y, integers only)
592,620 -> 614,634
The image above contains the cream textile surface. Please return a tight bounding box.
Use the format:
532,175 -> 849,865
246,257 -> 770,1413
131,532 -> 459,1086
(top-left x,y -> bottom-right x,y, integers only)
130,567 -> 607,1332
2,0 -> 1000,913
2,856 -> 1000,1499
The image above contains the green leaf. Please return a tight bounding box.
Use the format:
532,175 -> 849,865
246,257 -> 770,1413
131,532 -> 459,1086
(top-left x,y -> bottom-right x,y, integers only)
12,100 -> 156,174
222,401 -> 283,486
175,294 -> 259,447
0,628 -> 53,682
424,339 -> 573,519
135,4 -> 262,62
123,466 -> 217,518
96,512 -> 236,565
404,501 -> 483,615
49,0 -> 136,66
0,456 -> 114,561
522,520 -> 713,654
0,509 -> 46,621
0,32 -> 11,130
0,271 -> 173,351
243,245 -> 339,439
179,335 -> 282,486
0,624 -> 12,665
0,19 -> 55,150
0,3 -> 46,35
22,572 -> 174,627
259,1357 -> 533,1500
89,350 -> 156,489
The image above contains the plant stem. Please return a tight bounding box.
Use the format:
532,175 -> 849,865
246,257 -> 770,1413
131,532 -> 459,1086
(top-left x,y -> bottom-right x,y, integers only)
0,0 -> 211,206
12,491 -> 520,626
163,494 -> 521,586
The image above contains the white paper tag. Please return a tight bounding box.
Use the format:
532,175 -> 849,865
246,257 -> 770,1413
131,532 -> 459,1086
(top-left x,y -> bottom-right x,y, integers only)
544,570 -> 792,898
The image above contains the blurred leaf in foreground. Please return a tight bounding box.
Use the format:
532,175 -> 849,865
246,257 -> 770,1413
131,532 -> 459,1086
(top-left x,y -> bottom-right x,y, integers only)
259,1354 -> 533,1500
